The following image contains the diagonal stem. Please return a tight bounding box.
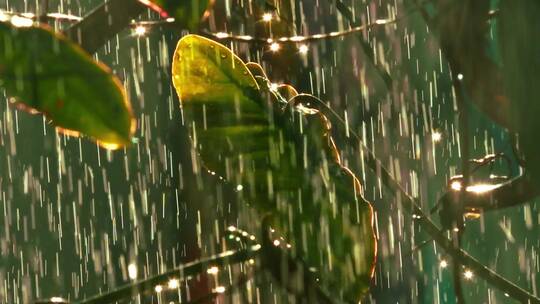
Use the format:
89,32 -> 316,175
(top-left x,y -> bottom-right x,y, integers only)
64,0 -> 147,54
74,245 -> 261,304
348,131 -> 540,303
330,0 -> 393,88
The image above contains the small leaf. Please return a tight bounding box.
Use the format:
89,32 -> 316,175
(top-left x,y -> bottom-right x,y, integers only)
138,0 -> 212,30
0,21 -> 135,149
172,34 -> 376,301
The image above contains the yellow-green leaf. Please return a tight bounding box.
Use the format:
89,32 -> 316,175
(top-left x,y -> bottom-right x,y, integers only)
172,34 -> 376,302
0,20 -> 135,149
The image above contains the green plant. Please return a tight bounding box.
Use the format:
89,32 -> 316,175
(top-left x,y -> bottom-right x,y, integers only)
172,34 -> 376,302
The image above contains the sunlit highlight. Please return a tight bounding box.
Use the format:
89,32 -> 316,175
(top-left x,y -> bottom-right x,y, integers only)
298,44 -> 309,54
466,183 -> 500,194
269,42 -> 280,52
375,19 -> 391,25
450,180 -> 462,191
214,286 -> 226,293
215,32 -> 229,39
207,266 -> 219,274
449,180 -> 500,194
167,278 -> 179,289
0,11 -> 8,22
262,13 -> 273,22
127,263 -> 137,279
464,211 -> 481,219
134,25 -> 147,36
432,131 -> 442,142
439,260 -> 448,268
11,15 -> 33,27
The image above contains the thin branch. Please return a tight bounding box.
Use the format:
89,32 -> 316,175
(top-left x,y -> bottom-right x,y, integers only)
288,89 -> 539,302
453,230 -> 466,304
184,271 -> 254,304
64,0 -> 147,54
331,0 -> 393,88
461,175 -> 539,210
0,11 -> 82,21
455,70 -> 470,304
200,17 -> 398,43
346,132 -> 540,303
38,0 -> 49,23
74,245 -> 262,304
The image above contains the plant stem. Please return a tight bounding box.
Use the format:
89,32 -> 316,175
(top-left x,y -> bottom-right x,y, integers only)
38,0 -> 49,23
350,135 -> 540,303
331,0 -> 393,89
64,0 -> 147,54
74,245 -> 261,304
330,0 -> 538,301
298,53 -> 538,301
454,73 -> 469,304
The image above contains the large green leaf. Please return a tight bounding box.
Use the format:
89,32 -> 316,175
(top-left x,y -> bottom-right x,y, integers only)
172,34 -> 376,301
138,0 -> 211,30
0,19 -> 135,149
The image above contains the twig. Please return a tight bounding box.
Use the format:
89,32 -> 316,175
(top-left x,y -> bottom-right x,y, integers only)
288,91 -> 538,303
0,11 -> 82,21
352,135 -> 540,303
383,1 -> 540,302
184,271 -> 254,304
458,175 -> 539,210
302,91 -> 540,302
454,70 -> 470,304
64,0 -> 147,53
331,0 -> 393,88
74,245 -> 262,304
375,150 -> 531,304
200,17 -> 398,43
453,230 -> 466,303
38,0 -> 49,23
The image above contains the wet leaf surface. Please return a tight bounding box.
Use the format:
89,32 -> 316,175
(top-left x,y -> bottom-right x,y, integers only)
172,34 -> 376,301
0,21 -> 135,149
